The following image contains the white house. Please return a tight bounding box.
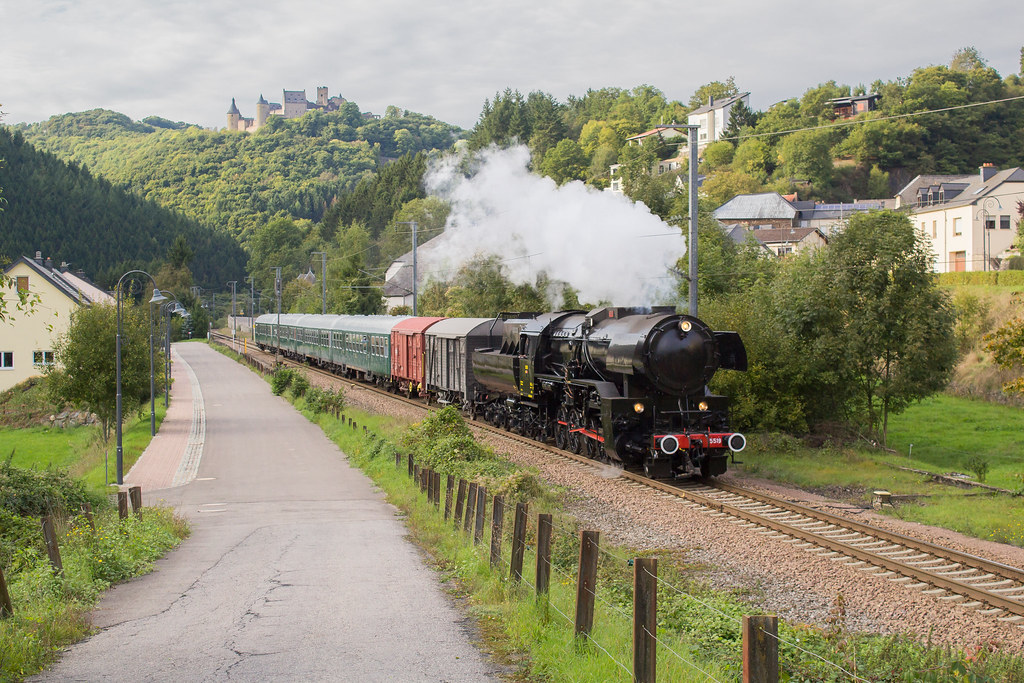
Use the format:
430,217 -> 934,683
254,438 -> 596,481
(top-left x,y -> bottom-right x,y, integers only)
687,93 -> 750,152
1,253 -> 114,391
899,165 -> 1024,272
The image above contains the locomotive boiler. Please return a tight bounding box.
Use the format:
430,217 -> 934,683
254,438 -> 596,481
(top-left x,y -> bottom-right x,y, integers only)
470,306 -> 747,478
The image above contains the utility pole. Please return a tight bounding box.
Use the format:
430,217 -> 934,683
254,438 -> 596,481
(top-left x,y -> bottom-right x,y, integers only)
227,281 -> 237,335
686,124 -> 699,318
246,275 -> 255,331
272,267 -> 282,363
396,221 -> 418,315
311,251 -> 327,314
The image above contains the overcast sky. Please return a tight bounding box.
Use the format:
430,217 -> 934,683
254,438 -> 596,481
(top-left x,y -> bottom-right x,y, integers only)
2,0 -> 1021,131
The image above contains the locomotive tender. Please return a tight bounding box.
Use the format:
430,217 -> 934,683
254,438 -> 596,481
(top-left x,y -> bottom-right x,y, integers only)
254,306 -> 747,478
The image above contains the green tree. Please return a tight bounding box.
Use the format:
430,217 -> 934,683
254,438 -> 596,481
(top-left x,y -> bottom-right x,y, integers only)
698,170 -> 764,207
47,302 -> 163,442
985,315 -> 1024,395
950,46 -> 987,72
776,129 -> 835,187
700,141 -> 734,172
810,210 -> 958,443
540,139 -> 587,184
688,77 -> 739,109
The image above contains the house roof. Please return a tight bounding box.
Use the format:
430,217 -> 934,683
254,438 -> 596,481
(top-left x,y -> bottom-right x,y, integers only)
383,233 -> 449,298
227,98 -> 241,115
713,192 -> 797,221
625,126 -> 685,142
688,93 -> 749,116
4,256 -> 114,306
750,227 -> 825,245
905,167 -> 1024,212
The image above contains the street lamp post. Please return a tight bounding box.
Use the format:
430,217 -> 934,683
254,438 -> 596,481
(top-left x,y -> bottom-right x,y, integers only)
976,197 -> 1003,272
157,292 -> 188,407
115,270 -> 165,486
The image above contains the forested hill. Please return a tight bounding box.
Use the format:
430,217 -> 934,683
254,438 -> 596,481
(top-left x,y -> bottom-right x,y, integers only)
0,127 -> 246,287
15,106 -> 463,241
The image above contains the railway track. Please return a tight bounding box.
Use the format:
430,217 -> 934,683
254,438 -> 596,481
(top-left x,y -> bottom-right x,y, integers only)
213,333 -> 1024,626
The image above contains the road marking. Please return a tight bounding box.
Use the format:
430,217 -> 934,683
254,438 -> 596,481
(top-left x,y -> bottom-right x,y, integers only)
172,348 -> 206,487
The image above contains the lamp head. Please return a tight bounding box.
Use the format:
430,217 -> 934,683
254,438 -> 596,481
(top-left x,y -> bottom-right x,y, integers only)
149,289 -> 168,304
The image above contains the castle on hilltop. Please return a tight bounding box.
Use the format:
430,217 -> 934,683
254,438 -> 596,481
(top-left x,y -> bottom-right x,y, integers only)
226,86 -> 377,132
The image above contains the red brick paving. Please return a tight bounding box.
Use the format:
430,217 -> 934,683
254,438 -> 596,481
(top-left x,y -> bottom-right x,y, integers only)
123,347 -> 194,492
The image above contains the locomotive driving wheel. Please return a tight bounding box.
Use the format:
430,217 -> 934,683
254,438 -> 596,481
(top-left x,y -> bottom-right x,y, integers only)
567,410 -> 584,454
585,416 -> 602,460
554,407 -> 568,450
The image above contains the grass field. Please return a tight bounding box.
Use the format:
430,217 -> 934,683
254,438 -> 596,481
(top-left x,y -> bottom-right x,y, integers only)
1,406 -> 165,491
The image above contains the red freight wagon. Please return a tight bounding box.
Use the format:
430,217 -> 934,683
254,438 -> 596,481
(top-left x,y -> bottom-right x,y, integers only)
390,316 -> 446,396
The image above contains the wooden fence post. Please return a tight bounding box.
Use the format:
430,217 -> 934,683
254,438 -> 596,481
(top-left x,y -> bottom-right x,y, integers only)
129,486 -> 143,515
444,475 -> 455,520
82,502 -> 96,533
420,467 -> 429,494
743,615 -> 779,683
117,491 -> 129,520
433,471 -> 441,509
464,483 -> 478,533
510,502 -> 528,584
41,515 -> 63,576
633,558 -> 657,683
454,480 -> 467,527
575,530 -> 599,639
0,565 -> 13,618
473,488 -> 487,545
489,496 -> 505,568
395,451 -> 402,468
536,513 -> 552,597
407,454 -> 415,478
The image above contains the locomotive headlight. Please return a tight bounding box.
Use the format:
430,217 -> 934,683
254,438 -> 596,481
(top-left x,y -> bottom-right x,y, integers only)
679,320 -> 692,333
698,401 -> 709,411
633,402 -> 645,414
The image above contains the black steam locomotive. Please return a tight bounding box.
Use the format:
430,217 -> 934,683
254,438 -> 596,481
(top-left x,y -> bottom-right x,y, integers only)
471,306 -> 747,478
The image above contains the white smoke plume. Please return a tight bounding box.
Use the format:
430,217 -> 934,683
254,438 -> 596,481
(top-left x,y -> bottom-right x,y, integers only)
422,145 -> 684,306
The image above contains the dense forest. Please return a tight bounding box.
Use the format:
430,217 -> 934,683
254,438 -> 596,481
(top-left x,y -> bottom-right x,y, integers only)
0,127 -> 246,288
16,105 -> 462,241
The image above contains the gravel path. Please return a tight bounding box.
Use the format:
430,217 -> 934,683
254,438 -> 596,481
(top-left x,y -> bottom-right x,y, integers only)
273,352 -> 1024,652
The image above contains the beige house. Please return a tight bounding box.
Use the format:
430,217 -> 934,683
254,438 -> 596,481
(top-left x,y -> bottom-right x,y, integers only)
0,254 -> 114,391
899,166 -> 1024,272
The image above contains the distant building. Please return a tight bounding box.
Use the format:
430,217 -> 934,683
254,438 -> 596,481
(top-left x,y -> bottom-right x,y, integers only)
901,164 -> 1024,272
1,253 -> 114,391
226,86 -> 377,133
828,93 -> 882,119
713,191 -> 893,235
687,93 -> 750,153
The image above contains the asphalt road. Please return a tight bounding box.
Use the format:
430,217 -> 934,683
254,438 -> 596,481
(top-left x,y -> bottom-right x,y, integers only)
33,343 -> 500,682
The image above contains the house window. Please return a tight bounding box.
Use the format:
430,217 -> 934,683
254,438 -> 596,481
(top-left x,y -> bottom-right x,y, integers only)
985,216 -> 996,230
0,352 -> 12,369
16,276 -> 28,292
33,350 -> 54,367
953,217 -> 962,236
932,220 -> 937,239
1000,215 -> 1011,230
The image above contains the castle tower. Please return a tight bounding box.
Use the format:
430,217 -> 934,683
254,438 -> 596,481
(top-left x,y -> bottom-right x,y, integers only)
255,94 -> 269,129
226,98 -> 241,131
317,86 -> 329,107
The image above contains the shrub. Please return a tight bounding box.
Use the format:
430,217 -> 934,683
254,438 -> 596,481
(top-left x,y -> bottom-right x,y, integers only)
304,386 -> 345,415
964,454 -> 989,482
270,368 -> 294,395
0,460 -> 99,517
290,373 -> 310,399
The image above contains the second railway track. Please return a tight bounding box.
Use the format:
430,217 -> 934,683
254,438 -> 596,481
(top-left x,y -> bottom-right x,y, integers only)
216,333 -> 1024,628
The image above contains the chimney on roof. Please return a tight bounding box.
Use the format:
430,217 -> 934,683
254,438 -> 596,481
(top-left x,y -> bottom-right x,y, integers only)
980,163 -> 997,182
35,250 -> 42,264
60,262 -> 70,272
45,257 -> 53,270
